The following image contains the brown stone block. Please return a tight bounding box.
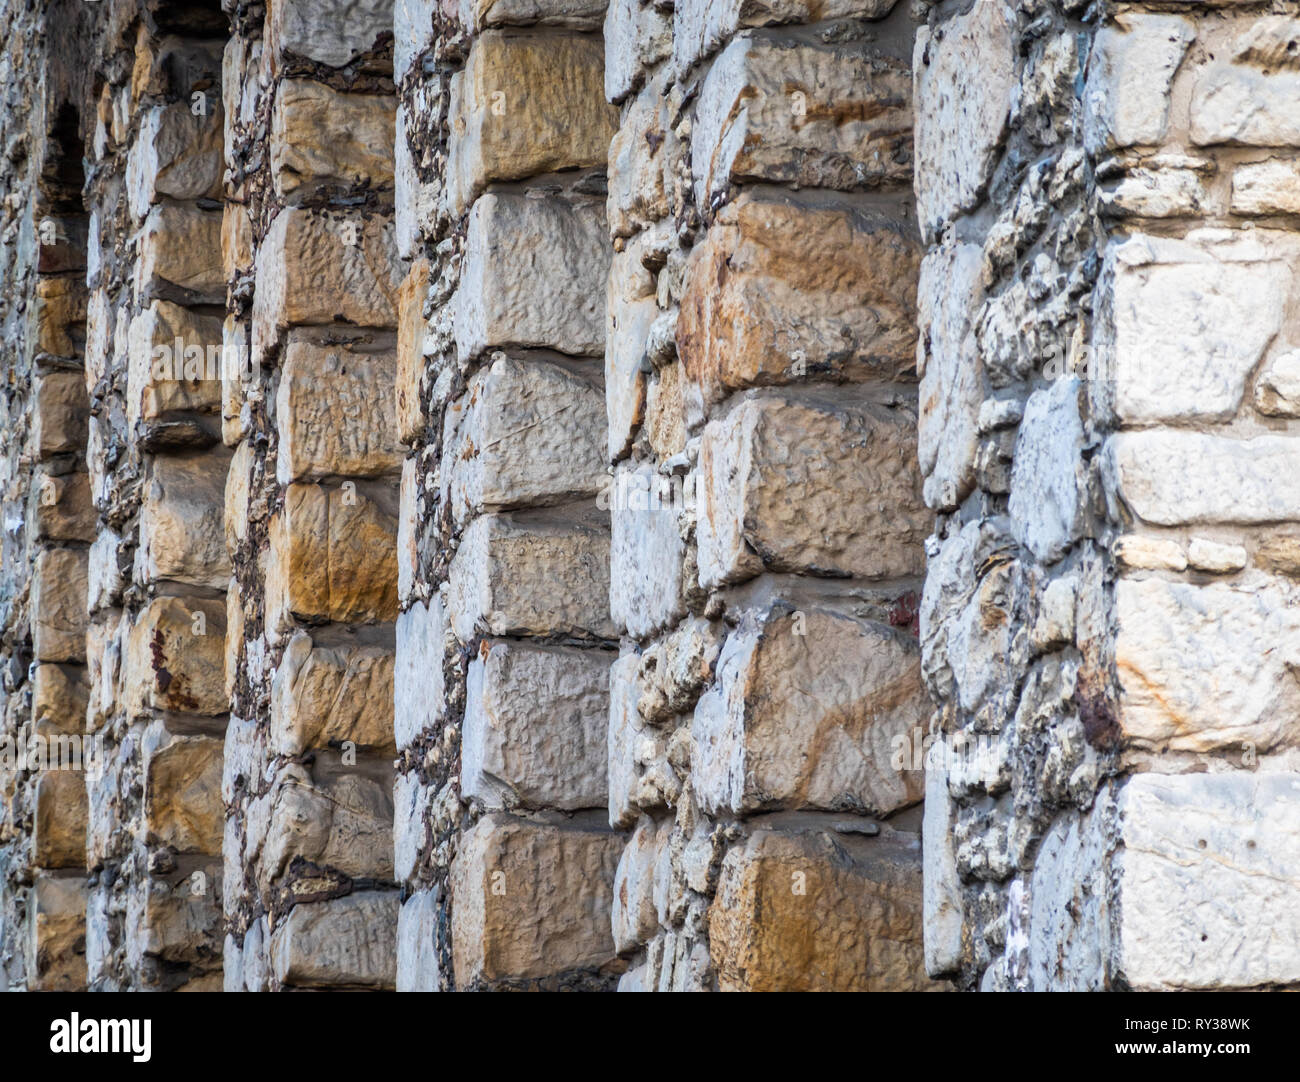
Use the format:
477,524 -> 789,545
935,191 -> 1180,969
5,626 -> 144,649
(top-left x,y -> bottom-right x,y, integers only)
143,731 -> 224,854
396,257 -> 430,444
127,597 -> 228,717
26,875 -> 87,991
31,276 -> 88,358
32,548 -> 89,663
32,370 -> 89,460
138,450 -> 232,591
30,469 -> 95,543
33,770 -> 89,870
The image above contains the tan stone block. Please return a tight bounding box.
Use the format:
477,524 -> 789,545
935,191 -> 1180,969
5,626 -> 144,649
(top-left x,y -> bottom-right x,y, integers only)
31,276 -> 88,358
270,892 -> 398,989
224,438 -> 253,560
126,300 -> 225,427
462,641 -> 611,810
143,731 -> 224,853
645,362 -> 687,460
267,483 -> 399,628
33,770 -> 88,869
693,607 -> 927,816
272,80 -> 396,196
222,202 -> 254,279
441,354 -> 606,524
137,449 -> 232,590
221,315 -> 252,447
692,38 -> 911,209
697,393 -> 928,588
605,237 -> 655,459
678,197 -> 920,405
225,583 -> 243,703
445,30 -> 618,216
127,102 -> 224,218
451,814 -> 620,985
127,597 -> 228,716
454,192 -> 609,361
32,663 -> 90,735
275,337 -> 402,483
260,769 -> 395,886
125,862 -> 223,969
30,469 -> 95,543
396,257 -> 430,444
136,203 -> 225,303
607,77 -> 669,238
26,875 -> 87,991
447,512 -> 613,641
270,632 -> 396,756
252,207 -> 402,364
32,548 -> 89,663
32,370 -> 89,460
709,830 -> 932,992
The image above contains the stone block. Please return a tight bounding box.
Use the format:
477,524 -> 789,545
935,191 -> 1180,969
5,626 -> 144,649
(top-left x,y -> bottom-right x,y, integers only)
136,203 -> 224,303
32,548 -> 89,663
33,770 -> 88,869
26,875 -> 87,991
272,80 -> 395,197
127,102 -> 223,218
463,641 -> 610,810
137,449 -> 232,590
32,663 -> 90,734
1233,158 -> 1300,216
31,276 -> 87,358
709,829 -> 931,991
609,464 -> 688,641
396,257 -> 430,444
445,30 -> 618,216
442,353 -> 606,523
30,469 -> 95,543
268,0 -> 395,69
126,300 -> 224,428
32,370 -> 89,460
697,393 -> 928,588
448,512 -> 613,641
450,813 -> 620,985
679,197 -> 919,408
693,37 -> 911,211
260,770 -> 394,884
454,192 -> 609,362
125,866 -> 223,972
1191,19 -> 1300,147
271,892 -> 398,989
126,597 -> 227,716
143,731 -> 224,854
1083,16 -> 1194,155
397,888 -> 441,992
693,606 -> 926,816
275,336 -> 402,483
395,598 -> 446,750
271,632 -> 396,756
607,76 -> 670,236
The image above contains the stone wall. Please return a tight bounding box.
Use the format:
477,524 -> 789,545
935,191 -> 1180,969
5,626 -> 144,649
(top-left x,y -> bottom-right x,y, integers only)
0,0 -> 1294,994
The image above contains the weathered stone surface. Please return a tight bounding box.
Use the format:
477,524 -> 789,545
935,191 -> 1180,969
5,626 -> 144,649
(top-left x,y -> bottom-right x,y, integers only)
136,203 -> 224,303
32,371 -> 89,460
678,197 -> 920,406
441,354 -> 606,523
126,301 -> 224,428
693,607 -> 926,816
608,650 -> 669,828
450,814 -> 620,985
272,81 -> 395,196
455,193 -> 609,362
914,0 -> 1016,238
1186,538 -> 1246,574
1026,802 -> 1108,991
922,742 -> 962,978
275,337 -> 402,482
1115,772 -> 1300,990
697,394 -> 928,588
693,37 -> 911,211
463,641 -> 610,810
709,830 -> 931,992
268,0 -> 395,68
127,103 -> 223,217
605,236 -> 656,459
31,276 -> 88,359
604,0 -> 670,103
137,450 -> 232,591
32,663 -> 90,734
1008,379 -> 1088,564
33,771 -> 88,869
30,470 -> 95,543
143,732 -> 224,854
917,241 -> 984,512
252,208 -> 401,363
609,464 -> 688,641
127,597 -> 227,716
611,816 -> 664,953
606,77 -> 669,237
445,31 -> 618,216
447,513 -> 613,641
396,257 -> 430,444
1083,16 -> 1194,154
395,598 -> 446,750
267,483 -> 400,628
271,632 -> 396,756
1104,430 -> 1300,526
1233,158 -> 1300,216
261,770 -> 394,884
271,892 -> 399,989
1115,576 -> 1300,754
125,867 -> 223,973
26,875 -> 87,991
1092,234 -> 1288,425
1255,350 -> 1300,416
461,0 -> 607,32
32,548 -> 89,663
1191,20 -> 1300,147
396,888 -> 441,992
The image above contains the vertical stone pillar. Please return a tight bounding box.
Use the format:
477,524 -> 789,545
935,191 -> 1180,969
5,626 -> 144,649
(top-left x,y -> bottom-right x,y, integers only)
78,0 -> 230,991
603,0 -> 935,991
917,1 -> 1300,991
220,0 -> 403,991
0,0 -> 96,992
392,0 -> 624,991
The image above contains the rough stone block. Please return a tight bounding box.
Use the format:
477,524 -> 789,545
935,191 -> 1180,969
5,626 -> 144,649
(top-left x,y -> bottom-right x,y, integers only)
126,300 -> 224,428
271,632 -> 396,756
143,731 -> 224,854
693,607 -> 926,816
32,548 -> 89,663
395,598 -> 446,750
463,641 -> 610,810
454,193 -> 609,362
137,449 -> 232,590
136,203 -> 224,303
272,80 -> 395,196
1191,19 -> 1300,147
396,257 -> 430,444
32,370 -> 89,460
32,663 -> 90,734
1008,378 -> 1088,564
1233,158 -> 1300,216
30,469 -> 95,543
268,0 -> 395,69
125,866 -> 223,973
709,829 -> 931,991
260,769 -> 394,884
270,892 -> 398,989
693,37 -> 911,210
442,353 -> 606,523
1083,16 -> 1194,155
607,76 -> 670,236
127,102 -> 223,217
448,512 -> 613,641
275,336 -> 402,482
609,463 -> 688,641
127,597 -> 227,716
31,276 -> 87,358
33,771 -> 88,869
397,888 -> 441,992
451,813 -> 620,985
445,30 -> 618,216
26,875 -> 87,991
697,393 -> 928,588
